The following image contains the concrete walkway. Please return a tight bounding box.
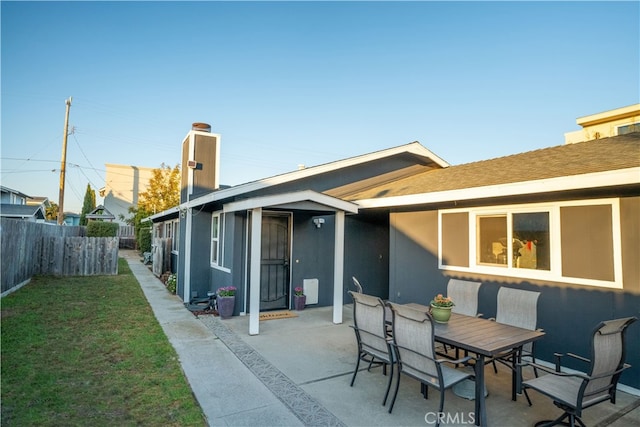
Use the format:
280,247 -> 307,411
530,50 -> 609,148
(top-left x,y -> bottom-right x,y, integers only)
122,251 -> 640,427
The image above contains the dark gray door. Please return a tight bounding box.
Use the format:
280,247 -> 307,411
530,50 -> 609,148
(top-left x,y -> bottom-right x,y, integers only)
260,214 -> 290,311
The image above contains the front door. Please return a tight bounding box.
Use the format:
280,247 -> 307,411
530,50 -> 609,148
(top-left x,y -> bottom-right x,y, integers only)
260,213 -> 290,311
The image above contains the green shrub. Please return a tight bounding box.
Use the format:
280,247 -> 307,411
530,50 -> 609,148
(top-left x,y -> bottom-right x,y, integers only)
138,226 -> 152,253
86,221 -> 119,237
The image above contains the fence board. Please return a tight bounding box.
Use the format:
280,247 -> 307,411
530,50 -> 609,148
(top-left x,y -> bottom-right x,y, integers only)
1,219 -> 118,294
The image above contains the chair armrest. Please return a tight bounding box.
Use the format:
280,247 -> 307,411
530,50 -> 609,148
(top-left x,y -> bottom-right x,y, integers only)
554,352 -> 590,371
518,361 -> 590,380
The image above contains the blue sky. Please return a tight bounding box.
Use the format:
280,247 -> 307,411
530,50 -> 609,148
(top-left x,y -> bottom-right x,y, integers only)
2,1 -> 638,213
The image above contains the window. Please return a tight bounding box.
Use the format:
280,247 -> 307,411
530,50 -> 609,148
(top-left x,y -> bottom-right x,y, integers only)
439,199 -> 621,288
211,212 -> 224,267
172,220 -> 179,252
617,122 -> 640,135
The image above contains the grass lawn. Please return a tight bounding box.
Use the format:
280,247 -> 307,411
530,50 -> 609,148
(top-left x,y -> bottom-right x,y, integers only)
1,258 -> 206,426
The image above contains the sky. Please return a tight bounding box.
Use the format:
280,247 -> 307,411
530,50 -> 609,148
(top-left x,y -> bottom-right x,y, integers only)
2,1 -> 639,214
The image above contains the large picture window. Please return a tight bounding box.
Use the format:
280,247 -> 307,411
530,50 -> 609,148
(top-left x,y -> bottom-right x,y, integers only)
439,199 -> 621,288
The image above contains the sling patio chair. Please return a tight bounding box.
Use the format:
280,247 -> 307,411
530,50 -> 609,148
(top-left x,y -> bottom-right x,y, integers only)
387,302 -> 474,426
352,276 -> 392,328
440,279 -> 482,358
521,316 -> 637,427
348,291 -> 396,406
489,287 -> 542,376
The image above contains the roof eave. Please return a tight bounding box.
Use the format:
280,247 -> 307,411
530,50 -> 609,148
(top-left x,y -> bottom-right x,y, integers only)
355,167 -> 640,209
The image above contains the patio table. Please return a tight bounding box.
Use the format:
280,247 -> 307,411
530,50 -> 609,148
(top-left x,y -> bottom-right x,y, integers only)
404,304 -> 545,427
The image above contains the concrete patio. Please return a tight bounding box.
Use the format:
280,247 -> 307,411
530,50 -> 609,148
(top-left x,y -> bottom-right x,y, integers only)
124,251 -> 639,426
199,306 -> 640,427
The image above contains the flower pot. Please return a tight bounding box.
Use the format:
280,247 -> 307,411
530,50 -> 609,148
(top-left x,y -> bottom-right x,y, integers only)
217,295 -> 235,319
294,295 -> 306,311
430,304 -> 453,323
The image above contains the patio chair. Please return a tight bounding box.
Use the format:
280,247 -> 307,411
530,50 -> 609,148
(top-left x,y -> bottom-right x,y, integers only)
352,276 -> 392,328
349,291 -> 396,406
521,316 -> 637,427
490,287 -> 542,375
351,276 -> 363,293
448,279 -> 482,317
387,302 -> 474,425
441,279 -> 482,358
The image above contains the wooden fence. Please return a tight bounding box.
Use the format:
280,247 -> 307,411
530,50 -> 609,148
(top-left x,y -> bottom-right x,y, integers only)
1,218 -> 119,294
152,238 -> 172,276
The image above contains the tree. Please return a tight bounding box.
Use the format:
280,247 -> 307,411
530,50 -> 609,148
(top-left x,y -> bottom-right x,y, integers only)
79,184 -> 96,226
137,163 -> 181,214
45,202 -> 59,221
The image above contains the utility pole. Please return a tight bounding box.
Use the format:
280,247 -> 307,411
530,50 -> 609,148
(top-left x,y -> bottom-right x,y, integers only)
57,97 -> 72,225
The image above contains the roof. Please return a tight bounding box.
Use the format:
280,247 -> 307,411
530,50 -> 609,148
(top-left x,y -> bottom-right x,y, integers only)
351,132 -> 640,206
86,205 -> 116,220
0,204 -> 45,219
0,186 -> 31,199
148,141 -> 447,221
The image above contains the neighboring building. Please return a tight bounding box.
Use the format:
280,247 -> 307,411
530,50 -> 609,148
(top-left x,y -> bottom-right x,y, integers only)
1,185 -> 30,205
149,112 -> 640,391
0,186 -> 45,222
564,103 -> 640,144
102,163 -> 156,224
85,205 -> 116,222
63,212 -> 81,226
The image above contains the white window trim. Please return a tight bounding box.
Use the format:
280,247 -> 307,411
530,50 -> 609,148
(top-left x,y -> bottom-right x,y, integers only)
171,219 -> 179,255
438,198 -> 622,289
210,211 -> 231,273
616,121 -> 640,135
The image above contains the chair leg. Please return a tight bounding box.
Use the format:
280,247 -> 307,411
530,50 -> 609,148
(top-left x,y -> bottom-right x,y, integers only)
492,359 -> 498,374
523,388 -> 532,407
382,361 -> 394,406
350,352 -> 362,387
436,388 -> 446,427
388,370 -> 402,413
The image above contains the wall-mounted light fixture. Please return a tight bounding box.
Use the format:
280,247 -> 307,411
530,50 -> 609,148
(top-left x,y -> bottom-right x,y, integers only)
313,218 -> 325,228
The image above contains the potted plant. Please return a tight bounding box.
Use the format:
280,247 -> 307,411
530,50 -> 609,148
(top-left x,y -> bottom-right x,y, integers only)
430,293 -> 454,323
217,286 -> 237,319
293,286 -> 306,311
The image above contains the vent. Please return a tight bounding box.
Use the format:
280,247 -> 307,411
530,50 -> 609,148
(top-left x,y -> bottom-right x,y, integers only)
303,278 -> 319,305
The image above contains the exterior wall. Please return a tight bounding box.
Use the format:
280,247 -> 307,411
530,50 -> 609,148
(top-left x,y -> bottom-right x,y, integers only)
564,104 -> 640,144
388,197 -> 640,389
344,212 -> 390,300
103,164 -> 155,224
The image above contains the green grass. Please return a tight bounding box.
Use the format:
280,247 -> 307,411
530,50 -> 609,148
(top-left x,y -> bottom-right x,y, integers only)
1,258 -> 206,426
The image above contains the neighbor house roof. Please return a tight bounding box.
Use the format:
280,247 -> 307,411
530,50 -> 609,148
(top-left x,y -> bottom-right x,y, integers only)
0,204 -> 45,219
352,132 -> 640,208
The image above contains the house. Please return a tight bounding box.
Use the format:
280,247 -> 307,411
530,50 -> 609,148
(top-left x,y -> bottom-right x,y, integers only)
0,186 -> 45,222
85,205 -> 116,222
149,109 -> 640,391
102,163 -> 156,224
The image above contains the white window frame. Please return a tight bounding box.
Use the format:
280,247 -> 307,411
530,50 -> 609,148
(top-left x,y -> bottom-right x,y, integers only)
438,198 -> 622,289
210,211 -> 230,272
171,219 -> 179,254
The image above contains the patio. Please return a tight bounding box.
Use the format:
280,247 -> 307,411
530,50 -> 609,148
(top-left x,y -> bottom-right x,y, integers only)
200,305 -> 640,427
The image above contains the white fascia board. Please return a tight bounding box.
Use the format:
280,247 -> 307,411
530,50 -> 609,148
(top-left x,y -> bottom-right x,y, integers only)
223,190 -> 359,214
356,167 -> 640,209
187,141 -> 447,209
145,204 -> 183,222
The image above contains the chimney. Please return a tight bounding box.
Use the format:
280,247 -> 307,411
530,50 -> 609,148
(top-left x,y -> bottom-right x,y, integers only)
180,122 -> 220,203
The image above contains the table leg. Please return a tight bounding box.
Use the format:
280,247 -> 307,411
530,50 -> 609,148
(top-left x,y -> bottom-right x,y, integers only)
474,356 -> 486,427
511,347 -> 522,401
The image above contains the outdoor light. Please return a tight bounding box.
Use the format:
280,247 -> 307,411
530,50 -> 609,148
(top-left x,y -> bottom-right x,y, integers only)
312,218 -> 325,228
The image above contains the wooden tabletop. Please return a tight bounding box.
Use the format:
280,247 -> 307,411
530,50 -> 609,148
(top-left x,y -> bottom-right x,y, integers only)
404,303 -> 545,357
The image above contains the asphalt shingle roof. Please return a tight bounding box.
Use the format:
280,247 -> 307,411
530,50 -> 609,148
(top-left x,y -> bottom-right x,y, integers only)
344,132 -> 640,200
